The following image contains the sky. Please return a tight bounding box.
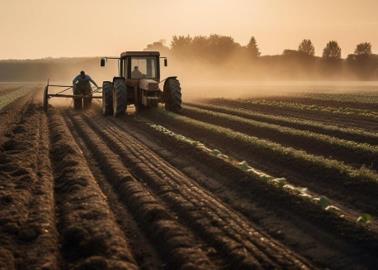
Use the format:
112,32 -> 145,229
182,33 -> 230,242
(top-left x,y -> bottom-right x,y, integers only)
0,0 -> 377,59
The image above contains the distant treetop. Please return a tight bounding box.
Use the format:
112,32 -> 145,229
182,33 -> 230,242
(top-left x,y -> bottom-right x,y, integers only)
323,41 -> 341,60
144,40 -> 170,55
247,36 -> 261,58
298,39 -> 315,56
354,42 -> 372,56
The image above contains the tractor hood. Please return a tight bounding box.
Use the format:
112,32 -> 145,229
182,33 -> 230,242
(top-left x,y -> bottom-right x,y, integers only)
139,79 -> 160,91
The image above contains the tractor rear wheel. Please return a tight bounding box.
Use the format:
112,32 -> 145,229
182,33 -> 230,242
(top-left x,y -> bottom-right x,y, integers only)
102,81 -> 113,115
164,77 -> 182,112
113,78 -> 127,117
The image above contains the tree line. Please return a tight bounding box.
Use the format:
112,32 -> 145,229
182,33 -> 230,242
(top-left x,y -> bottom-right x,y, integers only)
145,35 -> 378,79
0,35 -> 376,82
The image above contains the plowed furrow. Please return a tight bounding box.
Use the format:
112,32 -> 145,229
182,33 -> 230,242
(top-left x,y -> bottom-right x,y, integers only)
187,102 -> 378,146
0,102 -> 58,269
75,112 -> 312,269
208,99 -> 378,131
64,115 -> 165,269
254,96 -> 378,111
182,105 -> 378,170
0,88 -> 36,144
65,112 -> 217,270
0,86 -> 21,96
0,86 -> 36,112
119,115 -> 378,269
145,110 -> 378,216
48,110 -> 138,270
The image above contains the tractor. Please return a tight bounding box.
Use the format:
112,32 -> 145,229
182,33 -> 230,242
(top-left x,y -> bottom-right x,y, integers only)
42,50 -> 182,115
100,51 -> 182,116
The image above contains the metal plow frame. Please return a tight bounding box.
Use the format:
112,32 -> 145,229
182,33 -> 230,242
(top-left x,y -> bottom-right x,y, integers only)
43,81 -> 102,112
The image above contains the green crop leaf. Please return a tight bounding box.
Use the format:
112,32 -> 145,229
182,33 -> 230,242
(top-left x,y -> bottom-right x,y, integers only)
319,196 -> 330,209
356,214 -> 373,224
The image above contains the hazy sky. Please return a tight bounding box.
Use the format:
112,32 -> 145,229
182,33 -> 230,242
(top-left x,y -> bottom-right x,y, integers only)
0,0 -> 377,59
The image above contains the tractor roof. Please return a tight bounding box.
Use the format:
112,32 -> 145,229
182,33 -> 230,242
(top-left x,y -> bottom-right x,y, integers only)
120,51 -> 160,58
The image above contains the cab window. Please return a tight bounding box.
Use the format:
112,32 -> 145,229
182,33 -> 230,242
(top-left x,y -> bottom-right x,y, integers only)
130,57 -> 157,79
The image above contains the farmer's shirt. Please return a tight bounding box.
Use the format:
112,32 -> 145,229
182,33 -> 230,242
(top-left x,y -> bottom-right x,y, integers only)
73,75 -> 98,87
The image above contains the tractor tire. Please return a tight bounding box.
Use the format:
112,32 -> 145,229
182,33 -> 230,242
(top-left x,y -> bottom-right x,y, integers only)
102,81 -> 113,115
164,77 -> 182,112
134,87 -> 146,112
113,78 -> 127,117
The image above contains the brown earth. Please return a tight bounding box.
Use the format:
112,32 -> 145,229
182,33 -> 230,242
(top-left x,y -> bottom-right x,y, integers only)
0,86 -> 377,270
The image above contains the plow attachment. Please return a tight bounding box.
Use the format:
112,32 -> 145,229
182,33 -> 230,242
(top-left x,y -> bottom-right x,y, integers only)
43,81 -> 102,112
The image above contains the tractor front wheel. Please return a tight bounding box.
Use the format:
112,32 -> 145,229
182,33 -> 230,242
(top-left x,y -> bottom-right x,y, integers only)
102,81 -> 113,115
164,77 -> 182,112
113,78 -> 127,117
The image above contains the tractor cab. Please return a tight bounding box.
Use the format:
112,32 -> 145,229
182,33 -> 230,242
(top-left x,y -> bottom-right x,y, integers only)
120,51 -> 162,81
100,51 -> 181,117
101,51 -> 167,81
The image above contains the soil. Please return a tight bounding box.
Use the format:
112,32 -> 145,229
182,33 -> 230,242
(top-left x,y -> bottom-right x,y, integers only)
0,86 -> 377,269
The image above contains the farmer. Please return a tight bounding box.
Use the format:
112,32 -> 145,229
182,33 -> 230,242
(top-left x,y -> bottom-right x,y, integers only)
131,66 -> 144,79
72,70 -> 99,89
72,70 -> 98,109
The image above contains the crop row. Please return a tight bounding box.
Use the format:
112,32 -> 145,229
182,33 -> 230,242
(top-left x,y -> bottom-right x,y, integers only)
134,117 -> 378,258
132,117 -> 378,264
144,120 -> 359,220
183,104 -> 378,170
66,112 -> 218,269
301,92 -> 378,105
80,113 -> 313,269
209,98 -> 378,121
0,87 -> 34,111
253,96 -> 378,111
146,109 -> 378,215
187,102 -> 378,145
247,99 -> 378,118
0,86 -> 21,95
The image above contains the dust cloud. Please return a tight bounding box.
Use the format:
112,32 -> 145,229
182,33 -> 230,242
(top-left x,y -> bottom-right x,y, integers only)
161,56 -> 378,101
1,51 -> 377,101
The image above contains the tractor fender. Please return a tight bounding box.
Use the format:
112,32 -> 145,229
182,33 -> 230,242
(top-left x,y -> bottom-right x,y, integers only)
162,76 -> 178,85
112,76 -> 125,82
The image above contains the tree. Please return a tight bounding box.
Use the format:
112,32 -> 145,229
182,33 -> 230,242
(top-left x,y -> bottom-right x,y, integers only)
354,42 -> 372,56
170,35 -> 193,56
144,40 -> 170,55
298,39 -> 315,56
207,34 -> 240,59
349,42 -> 374,79
323,41 -> 341,59
246,36 -> 261,58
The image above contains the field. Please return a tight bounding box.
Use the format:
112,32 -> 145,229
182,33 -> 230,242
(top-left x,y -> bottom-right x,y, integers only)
0,84 -> 377,270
